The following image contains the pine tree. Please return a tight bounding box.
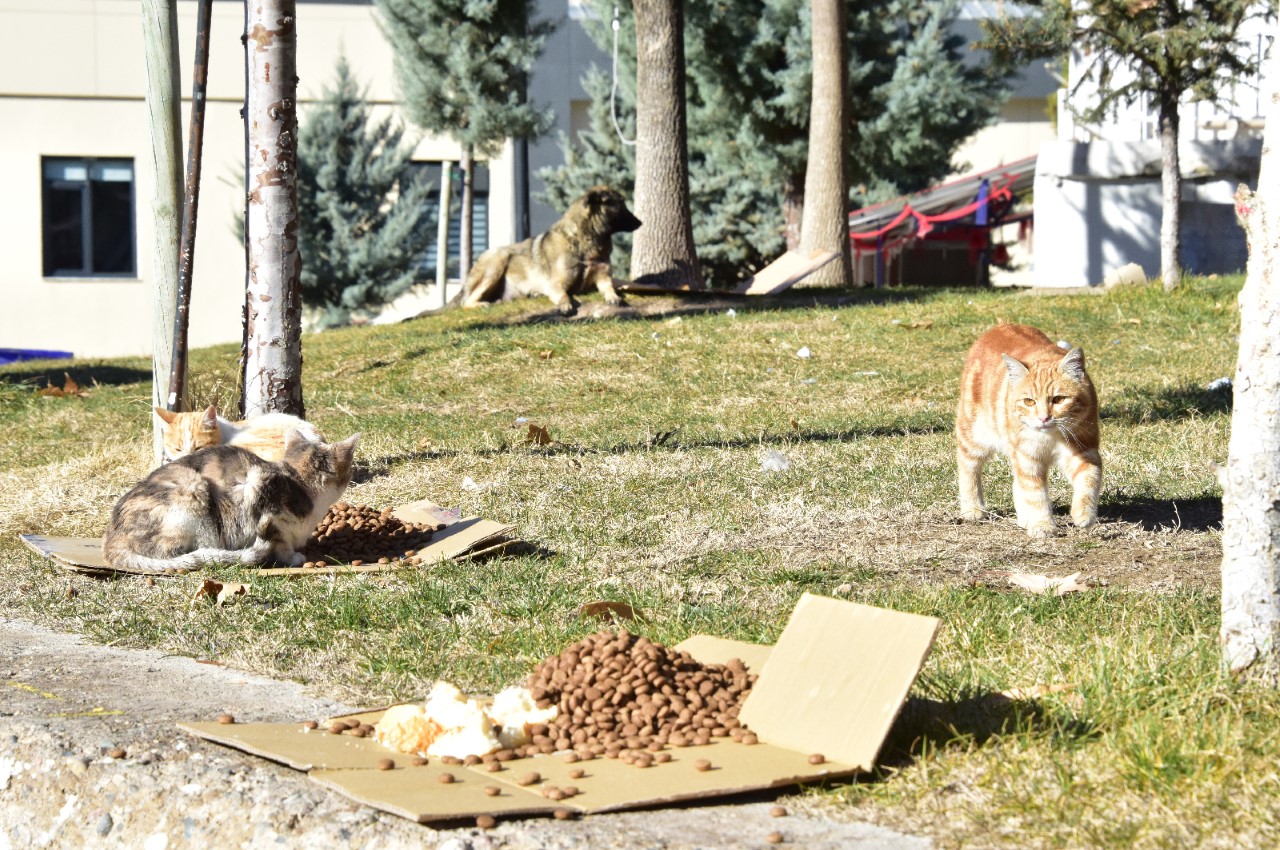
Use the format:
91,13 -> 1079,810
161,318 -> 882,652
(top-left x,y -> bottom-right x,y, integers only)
296,57 -> 436,328
376,0 -> 555,280
542,0 -> 1012,288
982,1 -> 1266,292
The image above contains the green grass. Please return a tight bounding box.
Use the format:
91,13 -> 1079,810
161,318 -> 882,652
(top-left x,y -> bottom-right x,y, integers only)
2,276 -> 1270,848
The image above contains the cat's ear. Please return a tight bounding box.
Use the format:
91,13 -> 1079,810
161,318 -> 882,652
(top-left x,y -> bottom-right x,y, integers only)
331,433 -> 360,472
200,405 -> 219,430
283,427 -> 310,451
1001,354 -> 1029,383
153,406 -> 178,425
1059,347 -> 1086,381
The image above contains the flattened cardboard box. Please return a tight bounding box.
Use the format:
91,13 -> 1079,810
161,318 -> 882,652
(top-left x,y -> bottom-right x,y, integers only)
180,594 -> 939,823
19,500 -> 515,577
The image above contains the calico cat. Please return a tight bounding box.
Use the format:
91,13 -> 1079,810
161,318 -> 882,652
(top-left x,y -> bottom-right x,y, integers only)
103,430 -> 359,574
153,405 -> 322,463
956,323 -> 1101,538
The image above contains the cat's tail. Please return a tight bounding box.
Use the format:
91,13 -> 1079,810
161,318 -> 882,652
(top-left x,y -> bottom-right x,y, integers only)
102,540 -> 276,575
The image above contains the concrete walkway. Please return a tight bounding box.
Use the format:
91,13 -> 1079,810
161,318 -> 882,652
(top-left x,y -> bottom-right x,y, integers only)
1,618 -> 931,850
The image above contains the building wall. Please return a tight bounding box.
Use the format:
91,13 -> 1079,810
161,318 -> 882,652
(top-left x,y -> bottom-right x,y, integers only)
1,0 -> 511,359
1033,138 -> 1259,288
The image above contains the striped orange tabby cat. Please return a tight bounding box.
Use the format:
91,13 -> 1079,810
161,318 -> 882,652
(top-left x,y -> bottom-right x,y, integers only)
103,431 -> 359,573
153,405 -> 322,463
956,323 -> 1101,538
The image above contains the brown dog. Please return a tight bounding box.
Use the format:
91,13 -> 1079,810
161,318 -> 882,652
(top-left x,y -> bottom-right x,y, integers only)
459,186 -> 641,315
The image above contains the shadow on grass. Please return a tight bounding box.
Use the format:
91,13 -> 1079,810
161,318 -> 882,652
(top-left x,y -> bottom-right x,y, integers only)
1100,495 -> 1221,532
408,285 -> 935,334
354,421 -> 951,481
0,364 -> 151,389
875,691 -> 1098,775
1101,382 -> 1232,424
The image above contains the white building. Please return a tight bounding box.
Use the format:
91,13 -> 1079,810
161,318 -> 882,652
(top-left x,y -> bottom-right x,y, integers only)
1032,5 -> 1270,288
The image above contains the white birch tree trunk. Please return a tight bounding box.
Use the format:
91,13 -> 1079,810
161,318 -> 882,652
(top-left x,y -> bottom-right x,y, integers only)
141,0 -> 183,463
436,162 -> 453,309
1220,54 -> 1280,681
1158,89 -> 1183,293
242,0 -> 304,418
798,0 -> 852,288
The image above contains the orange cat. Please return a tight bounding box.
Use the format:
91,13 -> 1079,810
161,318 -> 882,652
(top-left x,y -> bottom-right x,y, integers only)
153,405 -> 323,464
956,323 -> 1101,537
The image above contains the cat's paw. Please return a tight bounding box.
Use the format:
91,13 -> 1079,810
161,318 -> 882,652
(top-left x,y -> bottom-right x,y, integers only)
958,506 -> 986,522
1025,520 -> 1056,539
1072,512 -> 1098,530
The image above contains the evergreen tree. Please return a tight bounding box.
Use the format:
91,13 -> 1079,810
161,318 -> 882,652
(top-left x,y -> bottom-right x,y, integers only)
297,57 -> 436,328
542,0 -> 1013,287
982,1 -> 1268,292
377,0 -> 555,279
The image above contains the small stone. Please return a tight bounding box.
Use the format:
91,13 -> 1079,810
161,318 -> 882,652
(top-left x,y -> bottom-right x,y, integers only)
411,756 -> 429,766
301,720 -> 318,730
108,747 -> 126,760
437,772 -> 455,784
770,805 -> 788,818
216,713 -> 235,725
553,808 -> 575,820
516,771 -> 541,786
95,813 -> 113,837
476,814 -> 496,829
568,767 -> 585,779
766,831 -> 784,844
807,753 -> 825,765
376,758 -> 395,771
693,759 -> 711,772
483,785 -> 501,797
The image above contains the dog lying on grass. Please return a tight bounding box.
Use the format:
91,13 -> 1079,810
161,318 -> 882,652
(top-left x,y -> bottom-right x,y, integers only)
459,186 -> 641,316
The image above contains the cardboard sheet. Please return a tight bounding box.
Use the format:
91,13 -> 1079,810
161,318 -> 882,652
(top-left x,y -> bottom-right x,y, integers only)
19,499 -> 515,578
738,594 -> 940,771
180,594 -> 937,823
615,249 -> 839,297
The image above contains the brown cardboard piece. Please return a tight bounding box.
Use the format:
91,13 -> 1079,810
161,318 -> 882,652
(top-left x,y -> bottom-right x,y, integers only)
615,249 -> 838,297
179,593 -> 938,823
18,499 -> 515,578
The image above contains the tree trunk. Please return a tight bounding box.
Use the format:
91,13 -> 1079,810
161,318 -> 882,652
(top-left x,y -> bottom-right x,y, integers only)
141,0 -> 183,464
630,0 -> 701,289
460,146 -> 473,284
1221,64 -> 1280,681
1158,87 -> 1183,293
242,0 -> 304,418
436,161 -> 453,309
798,0 -> 852,287
783,173 -> 804,253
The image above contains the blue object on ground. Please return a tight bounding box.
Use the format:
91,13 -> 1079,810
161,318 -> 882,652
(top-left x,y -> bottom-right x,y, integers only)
0,348 -> 75,366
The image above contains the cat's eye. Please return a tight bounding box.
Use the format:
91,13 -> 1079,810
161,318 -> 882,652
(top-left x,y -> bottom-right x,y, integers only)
1021,398 -> 1035,406
1051,396 -> 1067,405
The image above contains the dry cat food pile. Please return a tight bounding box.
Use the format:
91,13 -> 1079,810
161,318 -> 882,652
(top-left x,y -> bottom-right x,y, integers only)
299,502 -> 444,568
524,629 -> 758,757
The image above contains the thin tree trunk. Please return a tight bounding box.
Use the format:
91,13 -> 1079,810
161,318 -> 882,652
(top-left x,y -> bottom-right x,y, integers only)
1221,64 -> 1280,681
1159,87 -> 1182,293
783,173 -> 804,253
242,0 -> 304,418
460,147 -> 473,284
436,162 -> 453,309
141,0 -> 183,464
630,0 -> 700,289
799,0 -> 852,287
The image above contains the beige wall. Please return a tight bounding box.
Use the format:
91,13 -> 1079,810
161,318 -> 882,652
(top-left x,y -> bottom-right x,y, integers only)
1,0 -> 513,359
952,97 -> 1054,176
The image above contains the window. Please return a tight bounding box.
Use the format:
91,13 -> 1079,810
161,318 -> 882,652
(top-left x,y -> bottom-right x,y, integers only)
413,160 -> 489,280
41,157 -> 136,278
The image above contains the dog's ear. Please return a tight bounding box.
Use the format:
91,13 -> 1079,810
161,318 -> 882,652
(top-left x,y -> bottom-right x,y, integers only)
586,187 -> 611,210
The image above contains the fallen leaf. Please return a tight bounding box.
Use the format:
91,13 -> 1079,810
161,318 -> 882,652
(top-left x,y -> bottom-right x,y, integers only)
1005,571 -> 1089,596
579,601 -> 644,624
526,423 -> 552,446
192,579 -> 250,607
38,372 -> 91,399
998,683 -> 1077,701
